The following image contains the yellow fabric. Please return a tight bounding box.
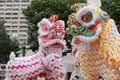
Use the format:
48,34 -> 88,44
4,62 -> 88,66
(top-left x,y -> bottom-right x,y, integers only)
100,19 -> 112,37
70,19 -> 120,80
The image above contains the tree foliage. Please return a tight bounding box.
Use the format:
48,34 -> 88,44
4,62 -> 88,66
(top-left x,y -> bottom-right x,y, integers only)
23,0 -> 85,49
101,0 -> 120,22
0,20 -> 19,63
23,0 -> 120,54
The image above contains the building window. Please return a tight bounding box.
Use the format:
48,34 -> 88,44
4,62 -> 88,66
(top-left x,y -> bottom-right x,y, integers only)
5,26 -> 10,28
6,8 -> 12,11
0,13 -> 4,15
0,5 -> 4,7
5,17 -> 11,19
13,9 -> 19,11
6,13 -> 11,15
14,4 -> 20,7
11,30 -> 17,32
0,17 -> 4,19
12,21 -> 18,24
20,39 -> 26,41
13,13 -> 18,15
7,0 -> 12,2
7,4 -> 12,7
20,17 -> 25,19
14,0 -> 19,2
12,26 -> 17,28
0,1 -> 5,3
12,17 -> 18,19
21,4 -> 28,7
0,9 -> 4,11
22,0 -> 29,2
6,21 -> 11,23
19,30 -> 27,32
20,21 -> 26,24
20,26 -> 27,28
21,8 -> 25,11
19,34 -> 26,37
6,30 -> 10,32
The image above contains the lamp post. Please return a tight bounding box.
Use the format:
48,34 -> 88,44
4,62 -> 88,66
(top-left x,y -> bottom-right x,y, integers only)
11,34 -> 38,57
10,34 -> 20,57
22,41 -> 26,57
29,41 -> 38,52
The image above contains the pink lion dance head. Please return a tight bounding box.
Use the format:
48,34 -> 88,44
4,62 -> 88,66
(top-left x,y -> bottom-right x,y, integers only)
38,15 -> 66,55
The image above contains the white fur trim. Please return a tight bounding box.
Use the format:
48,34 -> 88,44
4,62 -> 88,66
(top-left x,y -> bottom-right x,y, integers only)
76,6 -> 96,27
10,52 -> 15,60
12,53 -> 39,60
37,18 -> 52,36
87,0 -> 101,7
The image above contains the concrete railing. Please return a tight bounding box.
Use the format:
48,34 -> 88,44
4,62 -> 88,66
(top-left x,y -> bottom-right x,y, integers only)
0,64 -> 6,80
62,54 -> 74,80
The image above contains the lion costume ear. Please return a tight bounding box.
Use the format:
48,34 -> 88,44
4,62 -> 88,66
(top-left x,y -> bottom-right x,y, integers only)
37,18 -> 52,36
87,0 -> 101,7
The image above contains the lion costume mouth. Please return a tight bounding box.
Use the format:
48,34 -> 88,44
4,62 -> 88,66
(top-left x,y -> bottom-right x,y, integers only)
38,36 -> 66,49
49,43 -> 63,48
71,25 -> 102,47
81,20 -> 102,37
68,19 -> 103,47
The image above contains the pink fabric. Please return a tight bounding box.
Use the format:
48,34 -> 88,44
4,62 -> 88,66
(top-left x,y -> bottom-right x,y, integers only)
5,15 -> 66,80
72,48 -> 78,56
6,53 -> 65,80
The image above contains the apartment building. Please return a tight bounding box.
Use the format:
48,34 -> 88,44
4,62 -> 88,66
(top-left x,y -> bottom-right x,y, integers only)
0,0 -> 31,45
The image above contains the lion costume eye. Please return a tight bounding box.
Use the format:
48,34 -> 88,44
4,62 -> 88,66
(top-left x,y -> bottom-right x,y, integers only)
81,12 -> 93,23
76,6 -> 95,27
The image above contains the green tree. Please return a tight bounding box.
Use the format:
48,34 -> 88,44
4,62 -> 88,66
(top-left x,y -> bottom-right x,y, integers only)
0,20 -> 19,63
102,0 -> 120,22
23,0 -> 120,55
23,0 -> 85,50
